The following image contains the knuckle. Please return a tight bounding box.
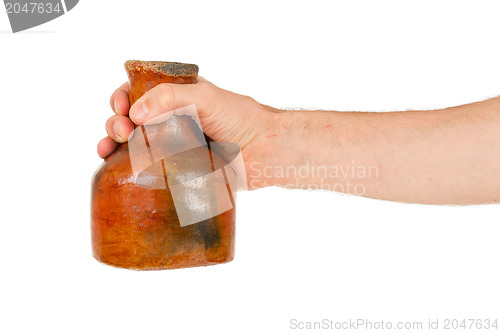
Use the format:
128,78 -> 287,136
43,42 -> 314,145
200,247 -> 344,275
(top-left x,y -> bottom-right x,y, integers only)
141,95 -> 155,113
105,117 -> 115,136
105,116 -> 114,129
199,81 -> 217,96
155,83 -> 175,110
109,91 -> 117,109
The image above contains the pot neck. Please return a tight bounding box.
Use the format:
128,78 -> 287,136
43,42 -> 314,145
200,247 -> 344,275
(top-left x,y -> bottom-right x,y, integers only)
124,60 -> 199,106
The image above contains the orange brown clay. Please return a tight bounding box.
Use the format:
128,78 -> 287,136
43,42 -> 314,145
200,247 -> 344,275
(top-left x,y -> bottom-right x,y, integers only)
91,60 -> 235,270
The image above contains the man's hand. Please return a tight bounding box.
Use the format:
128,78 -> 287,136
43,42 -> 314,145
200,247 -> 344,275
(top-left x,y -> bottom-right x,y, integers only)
97,78 -> 270,164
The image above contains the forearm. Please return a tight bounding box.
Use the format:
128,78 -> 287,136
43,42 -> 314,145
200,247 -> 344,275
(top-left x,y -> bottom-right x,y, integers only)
249,97 -> 500,204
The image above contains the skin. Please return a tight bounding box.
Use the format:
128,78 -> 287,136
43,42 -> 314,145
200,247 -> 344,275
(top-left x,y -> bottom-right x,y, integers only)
98,78 -> 500,205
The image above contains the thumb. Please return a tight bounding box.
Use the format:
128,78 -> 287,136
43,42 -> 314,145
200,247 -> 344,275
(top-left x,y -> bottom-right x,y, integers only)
129,78 -> 215,125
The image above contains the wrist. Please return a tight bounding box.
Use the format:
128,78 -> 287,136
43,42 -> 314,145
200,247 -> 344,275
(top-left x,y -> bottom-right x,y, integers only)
242,104 -> 285,189
245,107 -> 375,192
245,106 -> 330,190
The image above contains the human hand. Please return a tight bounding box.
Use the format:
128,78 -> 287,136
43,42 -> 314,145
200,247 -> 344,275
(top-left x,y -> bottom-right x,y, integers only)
97,78 -> 273,167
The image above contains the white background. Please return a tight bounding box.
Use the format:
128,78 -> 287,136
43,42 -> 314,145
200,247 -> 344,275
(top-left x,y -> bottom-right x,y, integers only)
1,1 -> 499,332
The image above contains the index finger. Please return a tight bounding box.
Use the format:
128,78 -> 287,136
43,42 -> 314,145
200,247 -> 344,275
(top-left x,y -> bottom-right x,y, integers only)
110,82 -> 130,116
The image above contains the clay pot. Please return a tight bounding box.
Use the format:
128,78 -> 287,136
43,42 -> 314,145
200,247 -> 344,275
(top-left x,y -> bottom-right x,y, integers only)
91,60 -> 236,270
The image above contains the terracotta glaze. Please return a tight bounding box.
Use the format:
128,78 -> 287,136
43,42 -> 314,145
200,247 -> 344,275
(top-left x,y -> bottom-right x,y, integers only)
91,60 -> 235,270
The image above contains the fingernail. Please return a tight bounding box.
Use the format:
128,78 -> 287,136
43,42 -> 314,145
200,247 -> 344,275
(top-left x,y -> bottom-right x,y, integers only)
113,122 -> 124,142
114,100 -> 119,114
132,102 -> 148,121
